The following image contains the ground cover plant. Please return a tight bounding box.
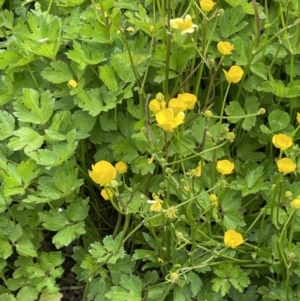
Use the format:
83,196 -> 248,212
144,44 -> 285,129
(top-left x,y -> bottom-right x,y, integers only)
0,0 -> 300,300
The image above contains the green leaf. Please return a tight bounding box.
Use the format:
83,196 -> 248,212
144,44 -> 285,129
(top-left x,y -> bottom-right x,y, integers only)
225,0 -> 265,16
242,96 -> 260,130
66,41 -> 106,70
38,292 -> 63,301
268,109 -> 290,132
66,198 -> 89,222
39,210 -> 69,231
8,128 -> 44,152
52,222 -> 86,248
212,263 -> 250,296
90,232 -> 126,264
15,239 -> 37,257
87,278 -> 111,301
72,110 -> 96,136
26,130 -> 78,167
99,65 -> 118,91
99,111 -> 118,132
113,138 -> 140,162
0,110 -> 14,140
219,6 -> 248,38
8,224 -> 23,242
105,274 -> 142,301
187,271 -> 202,296
0,235 -> 12,259
75,87 -> 118,116
41,61 -> 73,84
13,89 -> 54,124
220,190 -> 246,229
16,286 -> 39,301
131,157 -> 155,175
225,101 -> 245,123
0,294 -> 17,301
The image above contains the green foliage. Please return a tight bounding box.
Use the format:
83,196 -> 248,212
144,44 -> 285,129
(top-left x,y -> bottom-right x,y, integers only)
0,0 -> 300,300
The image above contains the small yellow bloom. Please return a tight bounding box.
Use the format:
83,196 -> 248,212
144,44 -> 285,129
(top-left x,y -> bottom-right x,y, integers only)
272,134 -> 293,150
291,196 -> 300,209
224,230 -> 244,248
101,188 -> 113,200
277,158 -> 296,174
200,0 -> 216,12
297,113 -> 300,123
187,163 -> 202,177
170,14 -> 198,35
216,160 -> 234,175
209,194 -> 218,207
147,195 -> 163,212
89,161 -> 117,186
149,25 -> 155,33
217,41 -> 234,55
68,79 -> 78,88
115,161 -> 128,174
168,97 -> 187,114
223,65 -> 244,83
178,93 -> 197,110
156,108 -> 185,132
149,99 -> 166,114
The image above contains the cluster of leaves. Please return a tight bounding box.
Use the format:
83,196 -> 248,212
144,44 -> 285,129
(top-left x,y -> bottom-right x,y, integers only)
0,0 -> 300,300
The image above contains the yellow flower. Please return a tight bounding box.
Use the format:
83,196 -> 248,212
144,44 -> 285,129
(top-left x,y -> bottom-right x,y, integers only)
115,161 -> 128,174
149,99 -> 166,114
68,79 -> 78,88
291,196 -> 300,209
187,163 -> 202,177
168,97 -> 187,114
297,113 -> 300,123
170,14 -> 198,35
156,108 -> 185,132
101,188 -> 113,200
216,160 -> 234,175
223,65 -> 244,83
209,194 -> 218,207
277,158 -> 296,174
89,161 -> 117,186
147,197 -> 163,212
217,41 -> 234,55
272,134 -> 293,150
224,230 -> 244,248
200,0 -> 216,12
178,93 -> 197,110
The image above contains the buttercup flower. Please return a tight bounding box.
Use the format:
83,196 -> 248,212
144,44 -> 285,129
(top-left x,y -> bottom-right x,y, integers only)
149,99 -> 166,114
115,161 -> 128,174
291,196 -> 300,209
101,188 -> 113,200
272,134 -> 293,150
168,97 -> 187,114
68,79 -> 78,88
277,158 -> 296,174
147,195 -> 163,212
89,161 -> 117,186
223,65 -> 244,83
178,93 -> 197,110
187,162 -> 203,177
200,0 -> 216,12
209,194 -> 218,207
224,230 -> 244,248
297,113 -> 300,123
156,108 -> 185,131
216,160 -> 234,175
170,14 -> 198,35
217,41 -> 234,55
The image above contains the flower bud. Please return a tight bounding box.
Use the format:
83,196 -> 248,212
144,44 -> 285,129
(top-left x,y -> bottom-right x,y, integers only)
204,110 -> 213,118
258,108 -> 266,115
